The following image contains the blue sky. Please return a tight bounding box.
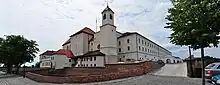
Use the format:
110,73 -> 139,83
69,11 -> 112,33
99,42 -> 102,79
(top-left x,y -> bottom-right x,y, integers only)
1,0 -> 220,65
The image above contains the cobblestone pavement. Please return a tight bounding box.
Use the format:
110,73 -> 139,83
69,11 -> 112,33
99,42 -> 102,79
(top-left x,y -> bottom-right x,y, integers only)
0,74 -> 212,85
0,63 -> 212,85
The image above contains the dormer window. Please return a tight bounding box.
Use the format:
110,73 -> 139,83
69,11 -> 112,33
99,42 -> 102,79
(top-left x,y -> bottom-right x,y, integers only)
103,14 -> 106,20
110,14 -> 113,19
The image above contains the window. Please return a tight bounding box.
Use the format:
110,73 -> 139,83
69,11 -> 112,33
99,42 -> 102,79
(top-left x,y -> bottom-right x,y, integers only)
86,64 -> 88,67
148,49 -> 149,52
142,40 -> 144,44
90,57 -> 92,61
145,41 -> 146,45
86,58 -> 89,61
110,14 -> 113,19
148,43 -> 149,46
145,48 -> 147,52
139,46 -> 141,50
139,38 -> 140,43
128,46 -> 130,51
119,41 -> 121,46
90,64 -> 92,67
142,47 -> 144,51
205,64 -> 216,69
94,64 -> 96,67
119,48 -> 121,52
127,39 -> 130,43
91,43 -> 93,46
119,58 -> 122,62
103,14 -> 106,20
91,48 -> 93,51
69,59 -> 71,62
94,57 -> 96,61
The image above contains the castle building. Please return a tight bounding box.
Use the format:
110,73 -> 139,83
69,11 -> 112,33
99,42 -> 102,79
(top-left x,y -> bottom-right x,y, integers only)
60,6 -> 176,68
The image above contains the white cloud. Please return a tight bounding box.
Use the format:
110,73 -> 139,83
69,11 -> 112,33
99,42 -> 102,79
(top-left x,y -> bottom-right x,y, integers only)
1,0 -> 220,65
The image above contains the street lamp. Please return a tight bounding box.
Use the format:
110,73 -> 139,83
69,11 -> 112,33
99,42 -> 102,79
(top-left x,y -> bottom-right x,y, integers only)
23,63 -> 26,78
188,46 -> 194,77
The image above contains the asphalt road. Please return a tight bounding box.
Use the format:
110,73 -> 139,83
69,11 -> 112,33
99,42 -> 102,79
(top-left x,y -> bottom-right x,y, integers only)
152,63 -> 187,77
0,63 -> 212,85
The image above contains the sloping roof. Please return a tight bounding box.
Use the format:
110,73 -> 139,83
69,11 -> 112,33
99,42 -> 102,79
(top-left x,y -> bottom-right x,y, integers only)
75,50 -> 105,58
40,50 -> 55,56
118,32 -> 171,54
117,32 -> 137,38
102,6 -> 114,13
70,27 -> 95,37
55,49 -> 74,58
62,38 -> 71,46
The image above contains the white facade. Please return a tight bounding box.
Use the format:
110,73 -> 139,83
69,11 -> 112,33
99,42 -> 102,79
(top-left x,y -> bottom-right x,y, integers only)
39,49 -> 74,69
75,56 -> 105,67
69,33 -> 93,56
99,6 -> 118,64
53,54 -> 72,69
40,55 -> 54,68
40,54 -> 72,69
61,5 -> 176,67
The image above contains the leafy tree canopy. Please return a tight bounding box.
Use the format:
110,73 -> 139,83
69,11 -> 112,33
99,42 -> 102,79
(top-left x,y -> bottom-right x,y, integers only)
165,0 -> 220,50
0,35 -> 39,73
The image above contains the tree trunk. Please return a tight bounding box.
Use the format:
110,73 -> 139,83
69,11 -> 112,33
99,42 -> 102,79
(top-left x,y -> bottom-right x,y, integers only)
6,61 -> 12,74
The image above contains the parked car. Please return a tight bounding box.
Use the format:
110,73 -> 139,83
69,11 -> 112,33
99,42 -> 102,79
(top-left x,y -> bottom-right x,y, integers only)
205,63 -> 220,79
211,75 -> 220,85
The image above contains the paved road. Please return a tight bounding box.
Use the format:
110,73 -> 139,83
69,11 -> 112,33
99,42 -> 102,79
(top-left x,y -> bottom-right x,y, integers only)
152,63 -> 187,77
0,74 -> 212,85
0,63 -> 212,85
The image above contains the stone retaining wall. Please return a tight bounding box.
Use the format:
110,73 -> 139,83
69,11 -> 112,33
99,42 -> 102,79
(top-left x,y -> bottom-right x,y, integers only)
25,61 -> 163,83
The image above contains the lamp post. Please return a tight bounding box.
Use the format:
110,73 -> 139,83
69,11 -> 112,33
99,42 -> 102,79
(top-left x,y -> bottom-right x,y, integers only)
188,46 -> 194,77
23,64 -> 25,78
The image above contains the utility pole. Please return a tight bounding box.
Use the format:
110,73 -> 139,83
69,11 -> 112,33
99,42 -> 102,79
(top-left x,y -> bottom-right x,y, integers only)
188,46 -> 194,77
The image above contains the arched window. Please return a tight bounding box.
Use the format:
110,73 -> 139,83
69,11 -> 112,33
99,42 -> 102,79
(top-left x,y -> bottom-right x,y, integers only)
110,14 -> 113,19
103,14 -> 106,20
97,44 -> 100,49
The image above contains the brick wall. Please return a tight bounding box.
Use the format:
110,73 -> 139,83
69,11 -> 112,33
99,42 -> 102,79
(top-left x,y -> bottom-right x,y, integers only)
25,61 -> 163,83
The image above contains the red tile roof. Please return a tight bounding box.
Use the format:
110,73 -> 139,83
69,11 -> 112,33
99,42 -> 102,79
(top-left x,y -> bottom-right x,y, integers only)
40,50 -> 55,56
55,49 -> 74,58
70,27 -> 95,37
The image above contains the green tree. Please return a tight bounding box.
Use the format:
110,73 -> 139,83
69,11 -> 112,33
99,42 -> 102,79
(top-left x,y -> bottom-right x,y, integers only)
165,0 -> 220,49
165,0 -> 220,84
0,35 -> 39,74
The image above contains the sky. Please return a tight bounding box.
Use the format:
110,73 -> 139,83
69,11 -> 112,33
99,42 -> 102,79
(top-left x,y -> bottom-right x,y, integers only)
1,0 -> 220,65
